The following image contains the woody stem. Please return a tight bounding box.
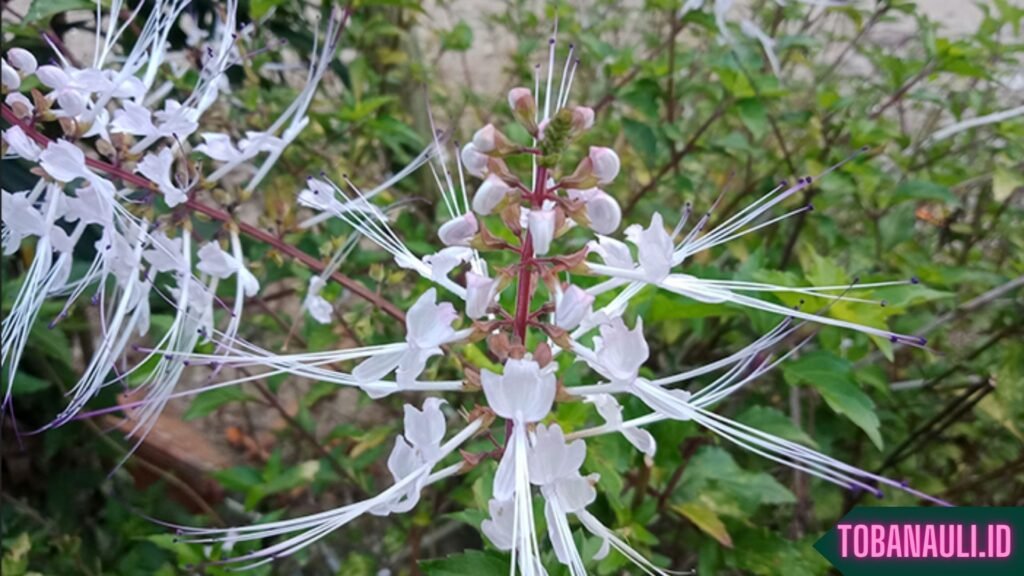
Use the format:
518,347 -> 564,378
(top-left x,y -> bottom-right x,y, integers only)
512,166 -> 547,343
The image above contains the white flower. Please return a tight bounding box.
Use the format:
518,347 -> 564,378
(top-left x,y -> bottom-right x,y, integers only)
63,185 -> 114,227
528,424 -> 587,487
6,48 -> 37,75
472,123 -> 512,154
197,241 -> 260,296
460,143 -> 489,179
588,234 -> 635,270
438,212 -> 478,246
481,498 -> 515,551
304,276 -> 333,324
135,148 -> 188,207
589,146 -> 620,185
422,246 -> 474,281
38,140 -> 117,197
625,212 -> 673,282
142,231 -> 185,274
527,208 -> 556,256
111,101 -> 157,136
1,190 -> 48,255
587,394 -> 656,457
371,398 -> 447,515
2,126 -> 42,161
481,357 -> 556,423
569,187 -> 621,234
570,106 -> 595,132
5,93 -> 34,116
555,285 -> 594,330
471,174 -> 512,215
465,271 -> 498,319
586,317 -> 649,385
507,87 -> 534,113
194,132 -> 244,162
353,288 -> 460,385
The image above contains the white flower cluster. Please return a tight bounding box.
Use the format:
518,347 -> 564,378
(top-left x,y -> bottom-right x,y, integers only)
2,7 -> 944,575
1,2 -> 346,450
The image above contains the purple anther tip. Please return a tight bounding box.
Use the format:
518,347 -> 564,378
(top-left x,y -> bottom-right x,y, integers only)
890,335 -> 899,343
917,336 -> 928,346
910,276 -> 920,284
806,203 -> 815,212
47,320 -> 57,329
880,300 -> 888,307
549,38 -> 556,45
805,175 -> 814,183
780,179 -> 789,186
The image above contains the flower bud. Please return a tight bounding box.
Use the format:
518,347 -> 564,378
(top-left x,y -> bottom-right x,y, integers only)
466,272 -> 497,319
460,143 -> 489,178
7,48 -> 37,75
569,106 -> 594,133
556,285 -> 595,330
472,174 -> 513,215
438,212 -> 478,247
589,146 -> 620,184
508,87 -> 537,133
34,65 -> 69,90
569,188 -> 621,235
1,59 -> 19,91
527,208 -> 556,256
472,123 -> 515,155
560,146 -> 621,189
5,93 -> 34,119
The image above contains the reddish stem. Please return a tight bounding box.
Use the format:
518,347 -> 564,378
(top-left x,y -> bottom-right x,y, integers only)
512,167 -> 547,343
1,103 -> 405,322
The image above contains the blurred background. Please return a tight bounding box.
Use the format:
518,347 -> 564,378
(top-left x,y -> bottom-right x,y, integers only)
2,1 -> 1022,575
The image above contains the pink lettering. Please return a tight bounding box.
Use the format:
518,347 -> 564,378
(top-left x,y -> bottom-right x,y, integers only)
837,524 -> 852,558
922,524 -> 938,557
887,524 -> 902,558
903,524 -> 920,558
993,524 -> 1012,558
854,524 -> 869,558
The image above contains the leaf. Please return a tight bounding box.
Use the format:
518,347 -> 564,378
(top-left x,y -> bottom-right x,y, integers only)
993,166 -> 1024,201
737,98 -> 768,139
784,352 -> 883,450
420,550 -> 509,576
24,0 -> 92,23
623,118 -> 657,168
183,387 -> 253,420
441,21 -> 474,52
735,406 -> 817,448
673,502 -> 734,548
250,0 -> 286,19
10,372 -> 51,395
889,180 -> 958,207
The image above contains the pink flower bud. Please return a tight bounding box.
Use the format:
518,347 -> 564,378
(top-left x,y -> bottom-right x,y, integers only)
527,208 -> 556,256
472,123 -> 514,155
472,174 -> 513,215
569,188 -> 622,234
465,272 -> 497,319
508,87 -> 534,114
556,285 -> 594,330
460,143 -> 489,178
438,213 -> 478,247
6,48 -> 37,75
589,146 -> 620,185
570,106 -> 595,132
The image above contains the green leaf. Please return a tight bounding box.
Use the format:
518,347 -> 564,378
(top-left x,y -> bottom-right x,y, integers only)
889,180 -> 958,207
735,406 -> 817,448
24,0 -> 92,23
183,387 -> 253,420
420,550 -> 509,576
784,352 -> 883,450
441,21 -> 474,52
10,372 -> 51,395
623,118 -> 657,168
737,98 -> 768,139
673,501 -> 734,547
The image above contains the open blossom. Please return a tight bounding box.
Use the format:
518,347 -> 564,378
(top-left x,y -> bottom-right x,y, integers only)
1,13 -> 956,575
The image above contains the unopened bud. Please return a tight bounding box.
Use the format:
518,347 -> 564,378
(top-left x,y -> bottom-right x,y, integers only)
466,272 -> 497,319
460,143 -> 489,178
7,48 -> 37,75
569,188 -> 622,234
34,65 -> 69,90
472,123 -> 515,155
561,146 -> 621,188
527,208 -> 556,256
569,106 -> 594,133
556,285 -> 595,330
1,59 -> 19,91
438,213 -> 479,247
472,174 -> 513,215
508,87 -> 537,134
